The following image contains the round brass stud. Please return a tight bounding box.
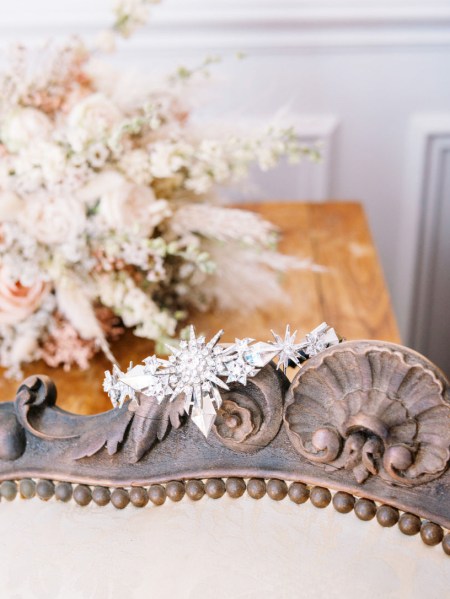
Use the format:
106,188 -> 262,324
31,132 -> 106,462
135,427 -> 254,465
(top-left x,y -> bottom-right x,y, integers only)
19,479 -> 36,499
111,488 -> 130,509
185,480 -> 205,501
247,478 -> 266,499
36,479 -> 54,501
310,486 -> 331,508
398,513 -> 421,536
73,484 -> 92,507
354,499 -> 376,521
166,481 -> 185,502
129,487 -> 149,508
206,478 -> 226,499
442,533 -> 450,556
0,480 -> 17,501
92,486 -> 111,506
288,482 -> 310,505
226,478 -> 246,499
420,522 -> 444,546
376,505 -> 399,528
55,482 -> 73,503
332,491 -> 354,514
148,484 -> 166,506
266,479 -> 288,501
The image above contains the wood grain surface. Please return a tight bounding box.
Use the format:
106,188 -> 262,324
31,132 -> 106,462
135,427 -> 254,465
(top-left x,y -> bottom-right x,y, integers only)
0,202 -> 400,415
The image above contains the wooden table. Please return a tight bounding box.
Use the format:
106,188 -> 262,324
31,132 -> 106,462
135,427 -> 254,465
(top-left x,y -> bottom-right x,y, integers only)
0,202 -> 400,415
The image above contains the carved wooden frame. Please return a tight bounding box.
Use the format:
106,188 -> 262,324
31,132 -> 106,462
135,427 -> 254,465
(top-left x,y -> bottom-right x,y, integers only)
0,340 -> 449,552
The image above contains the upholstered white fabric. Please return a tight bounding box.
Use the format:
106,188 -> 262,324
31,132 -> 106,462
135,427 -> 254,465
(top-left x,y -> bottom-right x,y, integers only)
0,494 -> 448,598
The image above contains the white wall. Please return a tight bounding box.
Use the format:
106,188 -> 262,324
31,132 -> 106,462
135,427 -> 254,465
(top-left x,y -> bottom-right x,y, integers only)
1,0 -> 450,371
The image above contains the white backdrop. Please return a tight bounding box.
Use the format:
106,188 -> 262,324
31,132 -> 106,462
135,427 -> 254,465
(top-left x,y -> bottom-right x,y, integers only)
1,0 -> 450,372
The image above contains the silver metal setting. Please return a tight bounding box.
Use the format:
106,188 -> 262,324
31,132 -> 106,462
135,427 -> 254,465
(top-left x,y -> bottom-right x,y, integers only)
104,322 -> 341,437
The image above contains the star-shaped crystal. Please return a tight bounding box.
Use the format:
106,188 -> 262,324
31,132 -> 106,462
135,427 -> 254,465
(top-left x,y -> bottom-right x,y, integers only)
225,356 -> 258,385
109,326 -> 236,437
225,338 -> 255,357
297,322 -> 340,357
223,338 -> 258,384
118,360 -> 171,404
270,325 -> 303,371
159,326 -> 232,437
103,364 -> 137,408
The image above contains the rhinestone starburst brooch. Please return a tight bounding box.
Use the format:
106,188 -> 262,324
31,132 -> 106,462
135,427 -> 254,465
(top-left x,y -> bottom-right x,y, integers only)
104,322 -> 341,438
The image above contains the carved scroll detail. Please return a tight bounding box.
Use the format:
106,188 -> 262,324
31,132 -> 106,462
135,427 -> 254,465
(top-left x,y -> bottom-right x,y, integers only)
2,364 -> 286,465
284,341 -> 450,486
212,364 -> 286,453
11,376 -> 187,463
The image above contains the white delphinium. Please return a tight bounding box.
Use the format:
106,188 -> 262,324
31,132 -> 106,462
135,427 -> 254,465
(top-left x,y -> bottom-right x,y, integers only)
0,222 -> 51,287
96,274 -> 176,339
112,0 -> 161,38
148,140 -> 192,179
119,149 -> 153,185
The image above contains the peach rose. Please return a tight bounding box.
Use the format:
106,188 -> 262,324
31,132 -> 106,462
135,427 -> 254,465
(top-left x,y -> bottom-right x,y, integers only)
0,268 -> 49,325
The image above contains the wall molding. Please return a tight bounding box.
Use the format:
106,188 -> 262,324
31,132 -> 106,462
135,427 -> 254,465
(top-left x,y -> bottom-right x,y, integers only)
395,115 -> 450,352
2,3 -> 450,50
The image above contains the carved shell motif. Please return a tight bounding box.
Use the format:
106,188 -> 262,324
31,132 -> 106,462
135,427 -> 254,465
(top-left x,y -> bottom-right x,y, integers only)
284,341 -> 450,486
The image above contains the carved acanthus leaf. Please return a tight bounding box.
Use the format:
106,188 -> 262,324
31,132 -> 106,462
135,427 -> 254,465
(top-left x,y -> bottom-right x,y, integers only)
128,394 -> 186,463
70,407 -> 134,460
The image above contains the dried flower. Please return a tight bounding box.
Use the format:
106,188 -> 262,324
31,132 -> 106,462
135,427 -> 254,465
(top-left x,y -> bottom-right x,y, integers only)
0,0 -> 319,376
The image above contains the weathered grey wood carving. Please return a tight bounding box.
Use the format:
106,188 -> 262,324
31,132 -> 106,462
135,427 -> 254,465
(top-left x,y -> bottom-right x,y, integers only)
285,342 -> 450,486
0,340 -> 449,529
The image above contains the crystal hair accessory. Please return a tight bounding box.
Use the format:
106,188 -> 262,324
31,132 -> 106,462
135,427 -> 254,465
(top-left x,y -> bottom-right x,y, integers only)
103,322 -> 341,437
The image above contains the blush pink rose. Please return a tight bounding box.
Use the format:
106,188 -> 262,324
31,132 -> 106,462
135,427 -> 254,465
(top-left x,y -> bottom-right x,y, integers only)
0,269 -> 49,325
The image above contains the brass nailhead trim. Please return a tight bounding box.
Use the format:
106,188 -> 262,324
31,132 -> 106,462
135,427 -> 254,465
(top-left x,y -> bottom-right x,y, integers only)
1,477 -> 448,556
129,486 -> 149,508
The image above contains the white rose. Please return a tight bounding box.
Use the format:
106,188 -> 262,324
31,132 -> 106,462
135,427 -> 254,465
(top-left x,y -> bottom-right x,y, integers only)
66,93 -> 123,152
22,193 -> 86,246
1,108 -> 52,152
78,171 -> 170,234
0,191 -> 23,222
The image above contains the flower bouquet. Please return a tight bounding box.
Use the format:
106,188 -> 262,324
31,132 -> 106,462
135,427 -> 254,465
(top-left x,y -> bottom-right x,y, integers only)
0,0 -> 318,376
